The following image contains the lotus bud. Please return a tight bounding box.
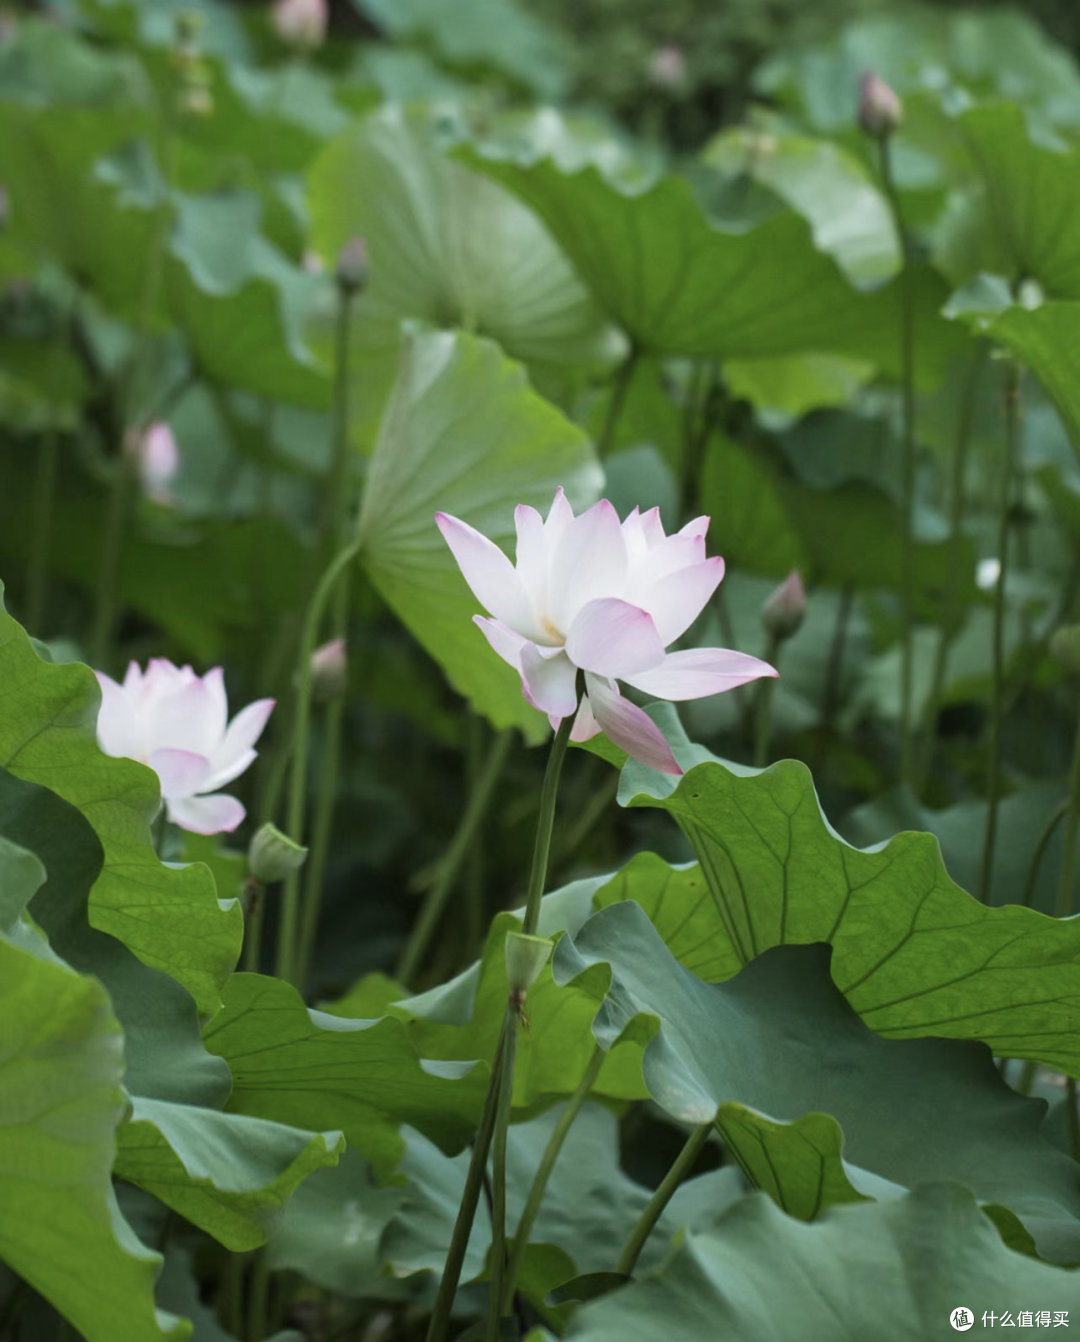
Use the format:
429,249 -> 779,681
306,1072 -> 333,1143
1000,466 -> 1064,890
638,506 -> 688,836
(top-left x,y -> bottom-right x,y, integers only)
857,71 -> 902,139
272,0 -> 328,50
1051,626 -> 1080,677
335,235 -> 368,296
505,932 -> 553,1002
310,636 -> 347,703
126,421 -> 180,506
649,45 -> 686,90
248,822 -> 308,885
762,570 -> 807,642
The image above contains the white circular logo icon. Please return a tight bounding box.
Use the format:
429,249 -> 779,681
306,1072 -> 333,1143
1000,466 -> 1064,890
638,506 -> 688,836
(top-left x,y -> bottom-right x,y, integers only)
950,1307 -> 975,1332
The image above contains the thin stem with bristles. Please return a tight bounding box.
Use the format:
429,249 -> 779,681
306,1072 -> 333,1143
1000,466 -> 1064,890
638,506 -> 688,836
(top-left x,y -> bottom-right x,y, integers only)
878,134 -> 918,789
615,1122 -> 714,1277
977,361 -> 1020,905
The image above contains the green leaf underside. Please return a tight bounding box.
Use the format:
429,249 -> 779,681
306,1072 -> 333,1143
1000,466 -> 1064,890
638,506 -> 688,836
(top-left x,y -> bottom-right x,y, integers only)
115,1099 -> 345,1251
463,148 -> 964,378
564,1185 -> 1080,1342
552,910 -> 1080,1261
201,971 -> 490,1178
0,595 -> 242,1013
618,748 -> 1080,1073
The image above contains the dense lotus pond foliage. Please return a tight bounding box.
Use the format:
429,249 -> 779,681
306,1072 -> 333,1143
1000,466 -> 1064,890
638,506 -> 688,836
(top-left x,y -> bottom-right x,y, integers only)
6,0 -> 1080,1339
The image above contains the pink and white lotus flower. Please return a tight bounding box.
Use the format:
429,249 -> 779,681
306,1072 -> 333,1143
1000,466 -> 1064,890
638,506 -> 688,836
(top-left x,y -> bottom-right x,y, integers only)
95,659 -> 274,834
436,489 -> 776,775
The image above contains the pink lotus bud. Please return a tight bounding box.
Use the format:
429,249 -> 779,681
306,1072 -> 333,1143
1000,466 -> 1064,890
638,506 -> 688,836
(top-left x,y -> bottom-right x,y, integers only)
336,235 -> 368,295
858,71 -> 902,138
271,0 -> 327,49
762,570 -> 807,641
649,45 -> 686,89
126,422 -> 180,506
310,636 -> 347,702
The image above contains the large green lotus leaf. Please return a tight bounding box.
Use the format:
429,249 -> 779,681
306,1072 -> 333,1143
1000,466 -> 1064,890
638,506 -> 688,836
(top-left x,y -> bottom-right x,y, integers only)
357,327 -> 602,742
702,128 -> 900,287
721,352 -> 875,418
0,937 -> 187,1342
201,972 -> 490,1178
114,1098 -> 344,1252
974,304 -> 1080,455
461,146 -> 963,377
619,741 -> 1080,1073
564,1185 -> 1080,1342
308,107 -> 620,371
552,910 -> 1080,1260
0,596 -> 242,1013
939,103 -> 1080,295
0,764 -> 230,1106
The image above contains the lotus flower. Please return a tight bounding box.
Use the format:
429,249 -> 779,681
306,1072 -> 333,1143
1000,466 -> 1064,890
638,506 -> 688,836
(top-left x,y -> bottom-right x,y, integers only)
436,490 -> 776,775
126,421 -> 179,506
95,660 -> 274,834
271,0 -> 327,48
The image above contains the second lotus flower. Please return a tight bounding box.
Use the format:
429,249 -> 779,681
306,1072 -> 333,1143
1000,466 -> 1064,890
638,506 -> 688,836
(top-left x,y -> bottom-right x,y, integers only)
437,489 -> 776,775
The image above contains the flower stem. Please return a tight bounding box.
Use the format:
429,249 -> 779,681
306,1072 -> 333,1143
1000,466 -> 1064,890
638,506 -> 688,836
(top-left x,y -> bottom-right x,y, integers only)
1055,710 -> 1080,919
977,361 -> 1020,906
425,1016 -> 511,1342
501,1045 -> 605,1312
615,1121 -> 714,1277
914,346 -> 983,796
26,426 -> 60,637
275,538 -> 361,985
521,713 -> 575,937
485,1006 -> 519,1342
396,730 -> 513,985
878,135 -> 918,790
597,347 -> 638,458
89,455 -> 137,668
752,632 -> 782,768
1022,802 -> 1066,910
1066,1078 -> 1080,1161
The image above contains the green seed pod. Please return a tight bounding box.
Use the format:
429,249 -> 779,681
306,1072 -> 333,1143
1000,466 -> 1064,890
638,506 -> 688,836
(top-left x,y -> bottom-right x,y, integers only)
248,822 -> 308,885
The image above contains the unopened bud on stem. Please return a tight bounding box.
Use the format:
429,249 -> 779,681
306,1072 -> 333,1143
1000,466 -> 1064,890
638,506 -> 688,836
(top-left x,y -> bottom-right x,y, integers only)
335,235 -> 368,296
762,570 -> 807,642
248,822 -> 308,885
505,931 -> 553,1001
858,71 -> 902,139
311,637 -> 347,702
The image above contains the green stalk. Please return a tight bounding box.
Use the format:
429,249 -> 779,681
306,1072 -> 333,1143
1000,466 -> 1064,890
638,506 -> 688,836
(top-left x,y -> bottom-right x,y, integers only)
1054,710 -> 1080,919
679,361 -> 718,520
243,879 -> 265,973
396,730 -> 513,985
425,1017 -> 511,1342
485,1007 -> 519,1342
615,1122 -> 714,1276
914,348 -> 983,795
501,1045 -> 606,1312
291,285 -> 358,991
0,1277 -> 28,1340
752,632 -> 782,768
246,1253 -> 271,1342
521,713 -> 575,937
977,362 -> 1020,906
274,538 -> 361,985
596,347 -> 638,458
1022,802 -> 1067,910
26,427 -> 60,636
1067,1078 -> 1080,1162
878,134 -> 918,789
